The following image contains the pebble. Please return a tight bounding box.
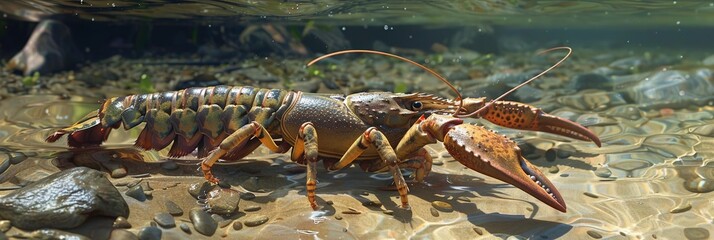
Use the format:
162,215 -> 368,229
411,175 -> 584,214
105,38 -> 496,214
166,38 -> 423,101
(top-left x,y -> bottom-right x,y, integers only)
165,200 -> 184,216
244,215 -> 269,227
188,181 -> 212,199
545,149 -> 557,162
153,212 -> 175,228
382,210 -> 394,215
456,196 -> 471,202
109,229 -> 137,240
587,230 -> 603,239
111,168 -> 128,178
334,214 -> 343,220
430,207 -> 439,217
179,223 -> 191,234
432,160 -> 444,166
556,150 -> 571,159
0,154 -> 9,174
206,188 -> 241,214
125,185 -> 146,201
594,167 -> 612,178
548,166 -> 560,174
0,220 -> 9,232
362,200 -> 382,208
232,221 -> 243,230
473,227 -> 483,235
431,201 -> 454,212
240,192 -> 256,200
670,203 -> 692,213
190,208 -> 217,236
113,216 -> 132,228
244,205 -> 261,212
8,152 -> 27,164
138,226 -> 162,240
160,161 -> 178,170
584,192 -> 600,198
342,208 -> 361,214
684,228 -> 709,240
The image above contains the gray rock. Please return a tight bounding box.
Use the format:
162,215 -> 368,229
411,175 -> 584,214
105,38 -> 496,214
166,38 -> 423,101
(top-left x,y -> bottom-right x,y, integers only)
206,188 -> 241,214
244,215 -> 269,227
125,185 -> 146,201
153,212 -> 175,228
179,223 -> 191,234
0,154 -> 9,175
190,208 -> 217,236
29,229 -> 90,240
0,167 -> 128,230
109,229 -> 137,240
232,221 -> 243,230
188,181 -> 212,199
8,152 -> 27,164
164,200 -> 183,216
6,20 -> 81,76
571,73 -> 613,91
138,226 -> 162,240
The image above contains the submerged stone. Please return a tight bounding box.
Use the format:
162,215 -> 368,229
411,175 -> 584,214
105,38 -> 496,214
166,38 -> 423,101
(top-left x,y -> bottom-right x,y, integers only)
0,167 -> 128,230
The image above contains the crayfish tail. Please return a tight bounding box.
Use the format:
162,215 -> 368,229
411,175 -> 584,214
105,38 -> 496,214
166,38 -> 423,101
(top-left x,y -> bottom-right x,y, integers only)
46,111 -> 111,148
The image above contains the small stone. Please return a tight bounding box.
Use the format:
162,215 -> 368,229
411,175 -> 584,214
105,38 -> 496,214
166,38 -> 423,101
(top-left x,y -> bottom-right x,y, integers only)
153,212 -> 175,228
8,152 -> 27,164
165,200 -> 184,216
473,227 -> 483,235
0,220 -> 9,232
240,192 -> 256,200
560,173 -> 569,177
244,205 -> 261,212
188,182 -> 212,199
382,210 -> 394,215
670,203 -> 692,213
143,190 -> 153,198
362,200 -> 382,208
456,196 -> 471,202
684,228 -> 709,240
109,229 -> 137,240
113,216 -> 132,228
29,229 -> 90,240
587,230 -> 602,239
232,221 -> 243,230
190,208 -> 217,236
545,149 -> 556,162
206,188 -> 241,214
594,167 -> 612,178
430,207 -> 439,217
0,154 -> 9,174
431,201 -> 453,212
111,168 -> 128,178
212,214 -> 232,228
432,160 -> 444,166
334,214 -> 343,220
138,226 -> 162,240
526,207 -> 533,212
125,185 -> 146,201
548,166 -> 559,174
342,208 -> 361,214
244,215 -> 269,227
556,150 -> 571,159
584,192 -> 600,198
179,223 -> 191,234
160,161 -> 178,170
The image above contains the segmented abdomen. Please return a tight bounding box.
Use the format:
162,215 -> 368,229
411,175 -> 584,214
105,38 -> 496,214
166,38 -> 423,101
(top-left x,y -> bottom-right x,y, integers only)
98,86 -> 292,157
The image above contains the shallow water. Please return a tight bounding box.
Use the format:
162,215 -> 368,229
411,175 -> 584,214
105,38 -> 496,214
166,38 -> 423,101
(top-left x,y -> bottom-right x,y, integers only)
1,1 -> 714,240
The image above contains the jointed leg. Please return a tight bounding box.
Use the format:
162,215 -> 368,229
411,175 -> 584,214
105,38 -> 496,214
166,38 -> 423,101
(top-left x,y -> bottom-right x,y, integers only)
331,127 -> 410,208
291,122 -> 319,210
201,121 -> 280,183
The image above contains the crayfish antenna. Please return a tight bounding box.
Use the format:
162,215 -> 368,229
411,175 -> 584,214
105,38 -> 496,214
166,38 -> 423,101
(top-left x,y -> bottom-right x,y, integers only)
307,49 -> 465,115
457,46 -> 572,118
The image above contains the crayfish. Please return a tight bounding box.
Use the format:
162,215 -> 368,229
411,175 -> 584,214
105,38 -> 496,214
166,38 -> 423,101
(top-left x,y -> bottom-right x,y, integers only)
47,47 -> 600,212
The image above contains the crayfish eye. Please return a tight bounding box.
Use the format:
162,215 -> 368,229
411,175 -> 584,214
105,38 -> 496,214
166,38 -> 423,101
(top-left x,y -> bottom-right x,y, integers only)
411,101 -> 423,110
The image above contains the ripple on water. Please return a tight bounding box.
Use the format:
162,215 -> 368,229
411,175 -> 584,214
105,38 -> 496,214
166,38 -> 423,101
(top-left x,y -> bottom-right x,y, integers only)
606,153 -> 660,178
643,134 -> 698,158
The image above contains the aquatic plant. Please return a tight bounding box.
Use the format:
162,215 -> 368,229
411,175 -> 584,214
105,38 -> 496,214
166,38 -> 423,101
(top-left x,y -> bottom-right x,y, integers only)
21,72 -> 40,86
138,73 -> 155,93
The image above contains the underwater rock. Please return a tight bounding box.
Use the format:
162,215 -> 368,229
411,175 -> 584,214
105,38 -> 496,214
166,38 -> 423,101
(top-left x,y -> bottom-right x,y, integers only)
431,201 -> 453,212
164,200 -> 184,216
243,215 -> 269,227
205,188 -> 241,214
6,20 -> 81,76
138,226 -> 162,240
109,229 -> 137,240
0,167 -> 128,230
629,70 -> 714,107
28,229 -> 90,240
571,73 -> 613,91
189,208 -> 217,236
153,212 -> 176,228
173,74 -> 221,90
